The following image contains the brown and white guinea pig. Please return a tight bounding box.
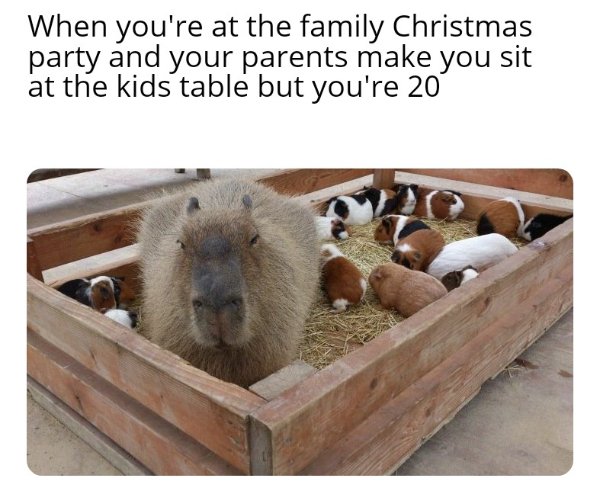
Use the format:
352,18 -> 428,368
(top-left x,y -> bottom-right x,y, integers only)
374,215 -> 430,246
369,262 -> 447,317
325,193 -> 374,225
391,229 -> 445,272
476,197 -> 525,238
315,216 -> 350,241
427,233 -> 518,280
440,265 -> 479,292
58,275 -> 120,312
394,183 -> 419,215
414,190 -> 465,221
518,213 -> 573,241
320,243 -> 367,313
103,308 -> 138,329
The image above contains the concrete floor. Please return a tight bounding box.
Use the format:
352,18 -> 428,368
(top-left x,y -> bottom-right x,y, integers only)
26,169 -> 573,476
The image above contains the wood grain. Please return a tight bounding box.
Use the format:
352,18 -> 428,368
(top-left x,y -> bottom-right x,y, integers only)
400,169 -> 573,199
27,275 -> 265,473
28,331 -> 241,475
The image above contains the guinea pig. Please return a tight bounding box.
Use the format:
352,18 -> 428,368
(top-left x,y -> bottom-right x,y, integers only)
427,233 -> 518,280
325,193 -> 374,225
395,184 -> 419,215
414,190 -> 464,221
320,243 -> 367,313
518,213 -> 572,241
58,275 -> 119,312
391,229 -> 445,272
369,262 -> 447,317
354,187 -> 398,218
315,216 -> 350,241
374,215 -> 430,245
104,308 -> 138,329
477,197 -> 525,238
440,265 -> 480,292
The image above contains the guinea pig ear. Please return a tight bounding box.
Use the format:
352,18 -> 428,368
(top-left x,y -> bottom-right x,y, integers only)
187,197 -> 200,215
382,217 -> 392,232
242,194 -> 253,210
410,184 -> 419,193
413,251 -> 422,260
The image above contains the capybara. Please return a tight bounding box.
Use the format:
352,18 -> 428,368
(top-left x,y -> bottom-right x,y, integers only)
136,179 -> 320,387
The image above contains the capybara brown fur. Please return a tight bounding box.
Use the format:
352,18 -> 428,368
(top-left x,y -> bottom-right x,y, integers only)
136,179 -> 320,387
369,263 -> 447,317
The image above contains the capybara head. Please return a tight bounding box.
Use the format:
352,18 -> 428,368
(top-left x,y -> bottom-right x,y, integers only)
177,195 -> 258,348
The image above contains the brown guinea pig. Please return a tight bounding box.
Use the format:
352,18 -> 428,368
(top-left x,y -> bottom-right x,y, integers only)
414,190 -> 464,220
391,229 -> 445,271
369,262 -> 447,317
476,197 -> 524,238
321,243 -> 367,313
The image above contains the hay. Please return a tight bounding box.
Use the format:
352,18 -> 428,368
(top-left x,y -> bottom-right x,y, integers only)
299,217 -> 527,369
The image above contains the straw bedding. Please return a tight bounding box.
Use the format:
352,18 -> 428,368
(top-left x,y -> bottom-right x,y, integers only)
299,218 -> 526,369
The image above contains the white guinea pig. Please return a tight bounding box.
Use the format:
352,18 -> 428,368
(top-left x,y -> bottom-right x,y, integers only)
104,308 -> 138,329
325,194 -> 374,226
315,216 -> 350,241
427,233 -> 518,280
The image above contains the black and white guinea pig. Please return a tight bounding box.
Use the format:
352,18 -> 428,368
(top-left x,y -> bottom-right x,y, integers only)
518,213 -> 572,241
414,190 -> 464,221
58,275 -> 122,312
358,187 -> 400,218
395,184 -> 419,215
104,308 -> 138,329
373,215 -> 430,245
325,193 -> 374,225
315,216 -> 350,241
441,265 -> 479,292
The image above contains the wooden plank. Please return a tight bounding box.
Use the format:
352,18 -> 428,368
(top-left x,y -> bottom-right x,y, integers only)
27,169 -> 369,272
400,169 -> 573,199
249,360 -> 317,401
27,331 -> 241,475
28,376 -> 152,476
258,169 -> 373,196
44,244 -> 140,291
28,200 -> 150,271
372,169 -> 396,189
27,236 -> 43,280
394,171 -> 573,220
248,220 -> 572,475
27,275 -> 265,473
300,264 -> 572,475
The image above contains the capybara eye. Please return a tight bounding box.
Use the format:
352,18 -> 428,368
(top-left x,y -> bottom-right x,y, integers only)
250,234 -> 259,246
193,299 -> 203,309
176,239 -> 185,250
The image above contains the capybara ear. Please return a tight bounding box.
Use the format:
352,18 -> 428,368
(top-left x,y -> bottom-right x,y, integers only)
242,194 -> 253,210
187,197 -> 200,215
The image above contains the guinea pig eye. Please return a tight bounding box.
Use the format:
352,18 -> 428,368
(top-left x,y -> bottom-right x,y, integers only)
176,239 -> 186,250
250,234 -> 259,246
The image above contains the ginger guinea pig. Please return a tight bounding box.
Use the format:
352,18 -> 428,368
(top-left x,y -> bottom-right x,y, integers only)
374,215 -> 430,245
320,244 -> 367,313
414,190 -> 464,221
391,229 -> 445,272
477,197 -> 525,238
369,262 -> 447,317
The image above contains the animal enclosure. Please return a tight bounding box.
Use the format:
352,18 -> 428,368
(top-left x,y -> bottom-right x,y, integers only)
27,168 -> 573,475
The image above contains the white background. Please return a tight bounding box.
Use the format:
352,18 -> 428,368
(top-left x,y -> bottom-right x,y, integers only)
2,0 -> 598,487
